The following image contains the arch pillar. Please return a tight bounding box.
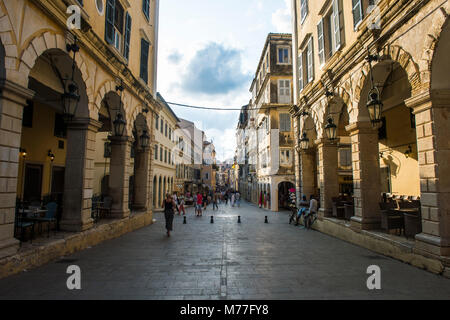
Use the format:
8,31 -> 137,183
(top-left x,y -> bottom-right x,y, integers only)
346,121 -> 381,230
133,148 -> 151,211
61,118 -> 102,231
316,139 -> 339,219
108,136 -> 132,219
406,89 -> 450,257
0,79 -> 34,258
299,149 -> 316,199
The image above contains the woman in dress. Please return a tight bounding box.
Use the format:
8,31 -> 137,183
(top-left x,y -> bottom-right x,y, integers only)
162,193 -> 176,237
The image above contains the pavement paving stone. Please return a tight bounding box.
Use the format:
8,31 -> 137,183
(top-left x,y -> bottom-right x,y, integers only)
1,201 -> 450,300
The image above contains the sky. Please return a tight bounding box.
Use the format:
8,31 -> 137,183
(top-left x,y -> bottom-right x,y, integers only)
157,0 -> 292,162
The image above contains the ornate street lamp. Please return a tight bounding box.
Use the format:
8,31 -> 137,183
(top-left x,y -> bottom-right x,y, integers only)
366,50 -> 383,126
299,132 -> 310,150
113,112 -> 126,137
140,129 -> 150,149
113,81 -> 127,137
62,35 -> 80,120
367,87 -> 383,126
324,117 -> 337,141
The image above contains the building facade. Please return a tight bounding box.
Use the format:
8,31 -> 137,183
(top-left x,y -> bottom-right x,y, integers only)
237,33 -> 296,212
0,0 -> 160,258
291,0 -> 450,262
152,93 -> 178,209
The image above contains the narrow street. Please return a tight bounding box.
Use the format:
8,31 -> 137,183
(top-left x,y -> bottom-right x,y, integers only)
1,201 -> 449,300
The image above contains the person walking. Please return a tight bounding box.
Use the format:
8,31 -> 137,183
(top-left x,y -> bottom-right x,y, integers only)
231,192 -> 235,207
213,192 -> 219,210
179,193 -> 186,215
236,191 -> 241,207
203,192 -> 208,211
173,192 -> 180,215
196,192 -> 203,217
162,193 -> 176,237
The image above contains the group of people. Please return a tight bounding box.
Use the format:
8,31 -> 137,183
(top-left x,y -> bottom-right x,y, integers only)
295,195 -> 318,229
162,189 -> 242,236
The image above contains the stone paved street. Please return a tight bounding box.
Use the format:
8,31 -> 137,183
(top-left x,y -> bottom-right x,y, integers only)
0,201 -> 449,300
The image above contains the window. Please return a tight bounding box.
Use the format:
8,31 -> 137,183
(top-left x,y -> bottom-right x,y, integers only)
168,151 -> 172,164
140,38 -> 150,83
165,122 -> 168,137
298,53 -> 304,92
317,19 -> 325,66
96,0 -> 104,15
104,142 -> 111,158
300,0 -> 308,23
169,127 -> 172,140
306,37 -> 314,82
142,0 -> 150,20
22,100 -> 33,128
298,36 -> 314,91
160,146 -> 163,161
353,0 -> 375,29
160,119 -> 163,133
332,0 -> 342,51
154,144 -> 158,160
155,114 -> 159,130
277,47 -> 290,64
278,80 -> 291,104
105,0 -> 131,59
280,149 -> 292,166
164,149 -> 167,163
205,173 -> 209,180
317,0 -> 344,65
352,0 -> 363,28
54,113 -> 67,138
279,113 -> 291,132
339,148 -> 352,168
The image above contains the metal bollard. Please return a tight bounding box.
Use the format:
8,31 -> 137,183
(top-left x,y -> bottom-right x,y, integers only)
238,216 -> 241,223
210,216 -> 214,224
265,216 -> 268,224
183,216 -> 187,224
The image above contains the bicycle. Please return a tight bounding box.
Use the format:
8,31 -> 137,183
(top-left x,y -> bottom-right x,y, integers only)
303,211 -> 318,230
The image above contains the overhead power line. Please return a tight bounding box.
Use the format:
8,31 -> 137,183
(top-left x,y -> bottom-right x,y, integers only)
167,101 -> 289,111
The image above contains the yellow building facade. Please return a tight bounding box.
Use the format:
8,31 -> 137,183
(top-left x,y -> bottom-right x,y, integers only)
291,0 -> 450,261
0,0 -> 160,258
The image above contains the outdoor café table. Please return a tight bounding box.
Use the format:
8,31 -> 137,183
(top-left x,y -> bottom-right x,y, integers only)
22,209 -> 48,235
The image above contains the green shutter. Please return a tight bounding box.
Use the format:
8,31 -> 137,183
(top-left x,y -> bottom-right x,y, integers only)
105,0 -> 115,44
124,12 -> 132,60
140,38 -> 149,84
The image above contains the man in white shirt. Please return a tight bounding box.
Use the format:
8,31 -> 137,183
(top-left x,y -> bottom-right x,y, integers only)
305,195 -> 318,229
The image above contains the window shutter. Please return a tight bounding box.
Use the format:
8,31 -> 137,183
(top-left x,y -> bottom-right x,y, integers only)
352,0 -> 363,28
143,0 -> 150,20
333,0 -> 341,51
140,38 -> 149,83
317,19 -> 325,65
105,0 -> 115,44
124,12 -> 132,60
307,38 -> 314,82
298,53 -> 304,91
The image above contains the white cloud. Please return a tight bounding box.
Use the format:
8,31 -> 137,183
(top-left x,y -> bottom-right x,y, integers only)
272,0 -> 292,33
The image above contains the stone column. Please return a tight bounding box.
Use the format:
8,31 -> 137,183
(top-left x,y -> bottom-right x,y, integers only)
316,139 -> 339,219
0,80 -> 34,258
406,90 -> 450,257
109,136 -> 131,219
346,122 -> 381,230
61,118 -> 102,232
299,149 -> 316,198
133,148 -> 150,211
